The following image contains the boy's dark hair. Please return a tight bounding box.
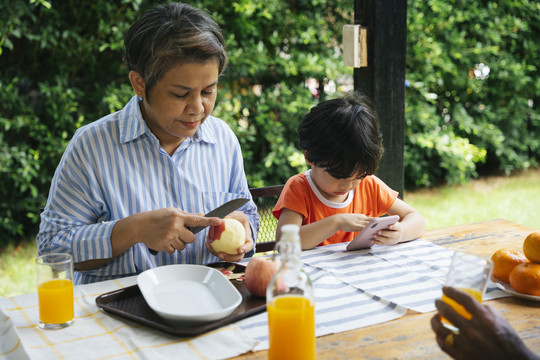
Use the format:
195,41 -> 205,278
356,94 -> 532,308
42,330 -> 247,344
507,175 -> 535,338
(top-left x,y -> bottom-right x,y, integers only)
298,91 -> 383,179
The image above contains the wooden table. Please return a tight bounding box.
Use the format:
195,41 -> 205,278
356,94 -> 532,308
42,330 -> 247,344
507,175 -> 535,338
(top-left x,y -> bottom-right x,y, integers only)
232,219 -> 540,359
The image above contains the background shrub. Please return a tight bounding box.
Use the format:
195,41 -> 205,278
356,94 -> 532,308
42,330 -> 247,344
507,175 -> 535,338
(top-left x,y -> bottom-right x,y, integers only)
405,1 -> 540,187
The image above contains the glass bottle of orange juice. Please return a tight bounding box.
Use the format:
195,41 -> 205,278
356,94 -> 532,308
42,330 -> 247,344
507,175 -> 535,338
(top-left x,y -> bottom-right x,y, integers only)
266,224 -> 315,360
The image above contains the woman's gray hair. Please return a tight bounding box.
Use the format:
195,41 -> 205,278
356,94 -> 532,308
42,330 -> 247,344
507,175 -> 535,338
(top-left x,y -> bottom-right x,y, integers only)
124,2 -> 227,97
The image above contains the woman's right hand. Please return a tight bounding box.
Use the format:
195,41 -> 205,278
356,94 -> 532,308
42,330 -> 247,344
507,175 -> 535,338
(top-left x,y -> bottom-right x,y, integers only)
113,208 -> 221,254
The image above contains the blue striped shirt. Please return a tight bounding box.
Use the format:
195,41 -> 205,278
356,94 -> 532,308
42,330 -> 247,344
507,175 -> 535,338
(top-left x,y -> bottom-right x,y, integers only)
37,95 -> 259,284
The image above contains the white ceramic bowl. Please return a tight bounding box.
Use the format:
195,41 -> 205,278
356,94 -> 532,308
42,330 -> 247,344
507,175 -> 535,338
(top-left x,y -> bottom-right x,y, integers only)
137,264 -> 242,326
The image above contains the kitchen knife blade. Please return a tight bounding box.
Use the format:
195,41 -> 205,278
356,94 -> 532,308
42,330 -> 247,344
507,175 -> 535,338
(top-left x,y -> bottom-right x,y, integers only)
149,198 -> 249,255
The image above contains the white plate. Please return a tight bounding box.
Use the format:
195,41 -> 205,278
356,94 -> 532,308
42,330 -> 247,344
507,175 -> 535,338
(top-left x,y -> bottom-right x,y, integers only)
492,277 -> 540,302
137,264 -> 242,326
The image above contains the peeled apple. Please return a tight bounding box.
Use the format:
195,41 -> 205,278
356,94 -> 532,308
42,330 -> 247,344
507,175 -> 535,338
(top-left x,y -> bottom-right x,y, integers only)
210,218 -> 245,254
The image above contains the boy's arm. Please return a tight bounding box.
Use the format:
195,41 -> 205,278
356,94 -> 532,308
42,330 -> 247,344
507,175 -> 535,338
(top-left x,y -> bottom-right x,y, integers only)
374,198 -> 426,244
390,198 -> 425,240
276,208 -> 372,249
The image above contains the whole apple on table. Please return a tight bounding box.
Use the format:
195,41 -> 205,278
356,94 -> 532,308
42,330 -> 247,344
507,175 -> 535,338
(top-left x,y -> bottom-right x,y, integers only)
244,257 -> 281,297
209,218 -> 280,297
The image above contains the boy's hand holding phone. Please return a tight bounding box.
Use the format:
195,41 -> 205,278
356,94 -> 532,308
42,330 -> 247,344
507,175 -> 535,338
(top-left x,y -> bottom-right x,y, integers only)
372,220 -> 404,245
346,215 -> 400,251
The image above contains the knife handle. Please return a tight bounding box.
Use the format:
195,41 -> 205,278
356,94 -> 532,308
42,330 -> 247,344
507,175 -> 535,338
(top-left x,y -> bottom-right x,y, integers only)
188,226 -> 203,234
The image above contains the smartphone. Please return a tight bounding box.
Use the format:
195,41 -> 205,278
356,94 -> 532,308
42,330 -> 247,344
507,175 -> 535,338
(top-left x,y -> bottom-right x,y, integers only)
346,215 -> 400,251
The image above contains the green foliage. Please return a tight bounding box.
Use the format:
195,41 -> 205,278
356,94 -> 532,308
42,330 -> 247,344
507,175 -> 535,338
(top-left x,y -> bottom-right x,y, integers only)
0,74 -> 81,237
0,0 -> 539,241
0,0 -> 352,241
205,0 -> 353,186
0,0 -> 148,240
405,0 -> 540,187
215,82 -> 315,187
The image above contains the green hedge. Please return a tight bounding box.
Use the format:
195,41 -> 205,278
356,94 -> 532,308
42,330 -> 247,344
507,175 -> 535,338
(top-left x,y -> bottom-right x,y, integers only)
1,0 -> 539,241
405,1 -> 540,187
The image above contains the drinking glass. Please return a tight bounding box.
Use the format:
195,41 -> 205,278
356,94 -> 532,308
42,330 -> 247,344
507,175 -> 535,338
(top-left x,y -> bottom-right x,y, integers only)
36,253 -> 74,329
442,251 -> 493,332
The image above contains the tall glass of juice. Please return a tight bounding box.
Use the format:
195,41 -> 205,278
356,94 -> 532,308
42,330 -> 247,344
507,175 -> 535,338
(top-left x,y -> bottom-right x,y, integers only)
442,251 -> 493,332
36,253 -> 74,329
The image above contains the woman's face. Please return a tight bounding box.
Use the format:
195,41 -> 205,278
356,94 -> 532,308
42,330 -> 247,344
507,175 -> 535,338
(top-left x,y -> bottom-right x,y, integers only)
136,61 -> 219,152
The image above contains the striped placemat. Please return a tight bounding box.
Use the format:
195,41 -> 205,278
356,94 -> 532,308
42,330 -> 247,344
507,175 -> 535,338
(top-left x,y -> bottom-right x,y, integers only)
236,238 -> 507,351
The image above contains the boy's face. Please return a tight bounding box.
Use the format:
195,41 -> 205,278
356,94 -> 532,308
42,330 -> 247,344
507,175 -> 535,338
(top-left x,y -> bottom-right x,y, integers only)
309,164 -> 363,202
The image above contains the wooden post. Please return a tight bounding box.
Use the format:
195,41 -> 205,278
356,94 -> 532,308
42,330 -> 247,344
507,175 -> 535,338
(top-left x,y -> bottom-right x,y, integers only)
353,0 -> 407,197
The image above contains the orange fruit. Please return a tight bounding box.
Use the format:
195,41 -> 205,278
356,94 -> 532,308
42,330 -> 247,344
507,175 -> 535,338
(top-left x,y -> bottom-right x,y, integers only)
491,248 -> 529,283
509,262 -> 540,296
523,231 -> 540,263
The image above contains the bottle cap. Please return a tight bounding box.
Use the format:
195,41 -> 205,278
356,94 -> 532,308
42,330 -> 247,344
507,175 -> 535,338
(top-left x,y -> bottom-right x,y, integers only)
281,224 -> 300,234
280,224 -> 300,244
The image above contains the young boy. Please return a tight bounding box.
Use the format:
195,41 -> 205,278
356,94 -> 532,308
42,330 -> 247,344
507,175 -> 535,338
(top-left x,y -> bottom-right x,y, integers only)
273,92 -> 425,249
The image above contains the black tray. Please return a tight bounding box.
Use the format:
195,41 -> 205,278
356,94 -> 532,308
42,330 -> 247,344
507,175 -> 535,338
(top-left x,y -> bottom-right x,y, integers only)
95,262 -> 266,337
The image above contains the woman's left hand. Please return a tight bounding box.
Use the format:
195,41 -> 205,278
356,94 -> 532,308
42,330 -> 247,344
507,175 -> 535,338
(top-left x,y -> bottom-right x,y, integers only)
206,211 -> 254,262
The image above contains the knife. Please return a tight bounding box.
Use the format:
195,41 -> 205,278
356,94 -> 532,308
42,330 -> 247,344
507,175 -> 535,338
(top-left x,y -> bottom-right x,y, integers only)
148,198 -> 249,255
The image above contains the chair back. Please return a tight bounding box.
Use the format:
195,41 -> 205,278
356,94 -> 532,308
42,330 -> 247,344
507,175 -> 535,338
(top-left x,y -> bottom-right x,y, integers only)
249,185 -> 284,253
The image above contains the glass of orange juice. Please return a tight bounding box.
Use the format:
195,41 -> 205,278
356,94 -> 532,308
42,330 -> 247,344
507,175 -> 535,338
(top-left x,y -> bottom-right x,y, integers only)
36,253 -> 74,330
442,251 -> 493,332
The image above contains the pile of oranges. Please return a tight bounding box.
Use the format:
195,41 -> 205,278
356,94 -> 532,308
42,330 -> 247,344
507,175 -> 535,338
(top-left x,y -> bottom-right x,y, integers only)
491,231 -> 540,296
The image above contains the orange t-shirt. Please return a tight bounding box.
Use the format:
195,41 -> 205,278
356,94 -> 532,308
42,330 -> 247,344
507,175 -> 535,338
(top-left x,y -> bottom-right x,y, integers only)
272,171 -> 398,246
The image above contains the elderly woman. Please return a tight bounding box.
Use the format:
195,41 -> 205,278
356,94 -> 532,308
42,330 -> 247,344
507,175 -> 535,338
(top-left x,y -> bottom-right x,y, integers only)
37,2 -> 259,284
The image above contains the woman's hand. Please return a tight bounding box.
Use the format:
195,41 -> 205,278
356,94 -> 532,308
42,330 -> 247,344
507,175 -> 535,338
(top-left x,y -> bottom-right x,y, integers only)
206,211 -> 254,262
117,208 -> 221,254
140,208 -> 222,253
76,208 -> 222,270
